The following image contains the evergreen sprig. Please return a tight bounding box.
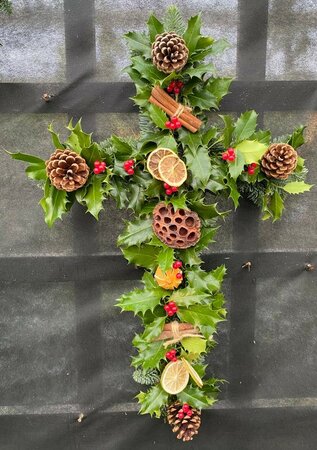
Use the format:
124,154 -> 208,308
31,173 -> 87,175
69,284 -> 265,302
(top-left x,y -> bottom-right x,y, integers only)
0,0 -> 12,14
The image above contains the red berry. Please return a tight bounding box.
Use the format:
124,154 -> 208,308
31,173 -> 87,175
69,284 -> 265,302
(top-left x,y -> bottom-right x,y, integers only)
168,311 -> 174,317
170,349 -> 176,355
251,162 -> 258,168
93,168 -> 100,174
165,188 -> 173,195
228,154 -> 235,162
168,301 -> 175,307
171,306 -> 178,313
175,121 -> 182,128
171,116 -> 178,123
127,159 -> 134,166
164,305 -> 169,311
94,161 -> 100,167
222,152 -> 229,160
174,87 -> 180,94
172,357 -> 178,362
127,168 -> 134,175
178,412 -> 184,419
171,186 -> 178,193
173,261 -> 182,269
163,182 -> 170,189
186,409 -> 193,417
167,86 -> 173,93
227,148 -> 235,155
248,168 -> 255,175
165,121 -> 172,128
182,403 -> 189,413
176,272 -> 183,279
169,122 -> 177,130
176,80 -> 183,87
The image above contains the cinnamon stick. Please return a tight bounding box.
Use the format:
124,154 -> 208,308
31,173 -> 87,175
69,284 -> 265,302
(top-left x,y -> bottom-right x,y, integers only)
149,96 -> 197,133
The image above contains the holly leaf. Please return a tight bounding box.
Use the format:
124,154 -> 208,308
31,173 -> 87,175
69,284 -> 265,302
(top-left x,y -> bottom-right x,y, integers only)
8,151 -> 47,181
180,247 -> 203,266
133,340 -> 166,370
118,218 -> 153,247
136,385 -> 168,418
210,38 -> 231,55
183,14 -> 201,54
178,385 -> 215,409
148,104 -> 168,129
220,115 -> 234,148
178,129 -> 202,150
131,56 -> 166,82
125,31 -> 151,58
66,119 -> 92,153
235,140 -> 268,164
147,14 -> 164,42
233,111 -> 258,144
226,176 -> 240,208
281,181 -> 313,194
81,142 -> 102,168
157,246 -> 174,271
207,77 -> 232,105
228,150 -> 245,180
184,146 -> 211,189
182,337 -> 207,355
189,200 -> 221,221
288,125 -> 306,149
178,304 -> 225,338
157,134 -> 178,151
39,180 -> 69,228
170,287 -> 207,307
117,287 -> 165,314
194,227 -> 218,252
270,191 -> 284,222
48,123 -> 64,149
111,136 -> 134,159
169,195 -> 188,210
80,175 -> 108,220
188,87 -> 218,110
183,63 -> 216,79
187,267 -> 222,294
251,130 -> 271,145
122,244 -> 158,270
140,317 -> 166,342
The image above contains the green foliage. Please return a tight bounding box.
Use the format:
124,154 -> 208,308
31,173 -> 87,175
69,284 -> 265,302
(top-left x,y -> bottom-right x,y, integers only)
117,218 -> 153,247
281,181 -> 313,194
7,152 -> 47,181
136,385 -> 168,418
163,5 -> 186,35
117,286 -> 165,315
133,367 -> 160,385
0,0 -> 12,14
233,111 -> 258,144
40,180 -> 70,228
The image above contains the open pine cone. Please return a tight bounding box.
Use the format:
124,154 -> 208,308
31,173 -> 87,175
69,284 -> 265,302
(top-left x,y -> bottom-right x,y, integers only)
167,402 -> 201,442
152,32 -> 189,74
46,149 -> 89,192
153,202 -> 201,249
261,143 -> 298,179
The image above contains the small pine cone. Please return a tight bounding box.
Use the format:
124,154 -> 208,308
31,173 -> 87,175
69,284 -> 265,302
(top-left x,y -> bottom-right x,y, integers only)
167,402 -> 201,442
152,32 -> 189,74
46,149 -> 89,192
261,143 -> 298,179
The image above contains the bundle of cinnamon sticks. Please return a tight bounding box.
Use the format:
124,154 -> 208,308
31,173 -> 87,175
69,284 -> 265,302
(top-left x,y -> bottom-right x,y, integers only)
149,86 -> 202,133
154,321 -> 203,347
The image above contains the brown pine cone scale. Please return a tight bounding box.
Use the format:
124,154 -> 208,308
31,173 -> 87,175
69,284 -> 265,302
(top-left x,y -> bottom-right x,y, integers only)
167,402 -> 201,442
261,143 -> 298,179
152,32 -> 189,74
46,149 -> 89,192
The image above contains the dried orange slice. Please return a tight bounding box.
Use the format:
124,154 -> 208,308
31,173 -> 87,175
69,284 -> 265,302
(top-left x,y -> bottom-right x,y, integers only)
181,357 -> 203,388
161,360 -> 189,394
154,266 -> 182,290
147,148 -> 175,181
158,154 -> 187,187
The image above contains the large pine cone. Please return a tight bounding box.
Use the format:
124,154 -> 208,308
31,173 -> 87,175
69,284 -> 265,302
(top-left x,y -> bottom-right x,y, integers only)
152,32 -> 189,74
153,202 -> 201,249
167,402 -> 201,442
46,149 -> 89,192
261,143 -> 298,179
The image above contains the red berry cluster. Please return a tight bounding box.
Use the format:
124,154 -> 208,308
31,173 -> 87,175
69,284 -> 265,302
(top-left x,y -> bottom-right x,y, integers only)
222,147 -> 236,162
165,116 -> 182,130
247,162 -> 258,175
177,403 -> 193,419
166,348 -> 177,362
164,301 -> 178,317
164,183 -> 178,196
173,260 -> 183,279
123,159 -> 135,175
93,161 -> 107,174
167,80 -> 184,95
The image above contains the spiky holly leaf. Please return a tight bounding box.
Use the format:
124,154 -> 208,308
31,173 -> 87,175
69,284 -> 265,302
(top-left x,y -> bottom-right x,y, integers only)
65,119 -> 92,154
136,385 -> 168,418
183,14 -> 201,54
122,244 -> 158,270
131,56 -> 166,83
81,142 -> 103,168
226,176 -> 240,208
169,195 -> 188,210
235,140 -> 268,164
125,31 -> 151,58
132,339 -> 166,370
39,180 -> 70,228
77,175 -> 110,220
48,123 -> 64,149
182,337 -> 207,355
140,317 -> 166,342
178,304 -> 225,338
207,77 -> 233,106
156,246 -> 174,272
233,111 -> 258,144
117,218 -> 153,247
228,150 -> 245,180
184,63 -> 216,79
148,104 -> 168,129
178,385 -> 215,409
288,125 -> 306,149
189,200 -> 222,221
147,14 -> 164,42
270,191 -> 284,222
184,146 -> 211,189
117,286 -> 165,315
281,181 -> 313,194
187,267 -> 224,294
180,247 -> 203,266
220,114 -> 234,147
194,226 -> 218,252
7,152 -> 47,181
169,287 -> 208,307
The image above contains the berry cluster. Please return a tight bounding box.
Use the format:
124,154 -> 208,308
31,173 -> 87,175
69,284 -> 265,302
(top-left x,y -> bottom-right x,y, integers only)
177,403 -> 193,419
93,161 -> 106,174
164,183 -> 178,196
164,301 -> 178,317
173,260 -> 182,269
165,116 -> 182,130
123,159 -> 135,175
247,162 -> 258,175
167,80 -> 184,95
222,147 -> 236,162
166,348 -> 177,362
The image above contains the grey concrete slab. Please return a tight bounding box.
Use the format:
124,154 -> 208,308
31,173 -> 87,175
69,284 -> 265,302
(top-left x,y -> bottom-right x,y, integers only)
254,275 -> 317,399
0,0 -> 66,83
95,0 -> 237,82
267,0 -> 317,80
0,281 -> 77,406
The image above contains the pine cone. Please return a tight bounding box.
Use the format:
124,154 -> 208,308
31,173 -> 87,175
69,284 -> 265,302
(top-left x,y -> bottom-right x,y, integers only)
261,143 -> 298,179
153,202 -> 201,249
152,32 -> 189,74
167,402 -> 201,442
46,149 -> 89,192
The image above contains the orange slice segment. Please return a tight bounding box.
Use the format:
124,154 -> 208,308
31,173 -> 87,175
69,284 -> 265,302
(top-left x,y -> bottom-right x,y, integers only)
154,266 -> 182,290
181,357 -> 203,388
147,148 -> 175,181
161,360 -> 189,395
158,154 -> 187,187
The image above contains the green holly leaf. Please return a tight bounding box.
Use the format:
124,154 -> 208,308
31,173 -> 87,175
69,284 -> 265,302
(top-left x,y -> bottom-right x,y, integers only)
178,304 -> 225,339
157,246 -> 174,271
65,119 -> 92,153
233,111 -> 258,144
281,181 -> 313,194
187,267 -> 222,294
225,176 -> 240,208
207,77 -> 232,104
121,244 -> 158,270
178,385 -> 216,409
136,385 -> 168,418
131,56 -> 166,82
169,195 -> 188,210
235,140 -> 268,164
157,133 -> 178,151
147,14 -> 164,42
148,104 -> 168,129
182,337 -> 207,355
183,14 -> 201,54
288,125 -> 306,149
184,146 -> 211,189
140,317 -> 166,343
111,135 -> 134,159
194,227 -> 218,252
117,286 -> 165,314
178,129 -> 202,150
118,218 -> 153,247
251,130 -> 271,145
180,247 -> 203,266
81,142 -> 103,168
48,123 -> 64,149
39,180 -> 69,228
188,86 -> 218,110
228,150 -> 245,180
170,287 -> 207,307
210,38 -> 231,55
189,200 -> 221,221
125,31 -> 151,58
8,151 -> 47,181
80,175 -> 109,220
133,86 -> 152,107
270,191 -> 284,222
133,340 -> 166,370
183,63 -> 216,79
220,115 -> 234,147
202,127 -> 218,146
